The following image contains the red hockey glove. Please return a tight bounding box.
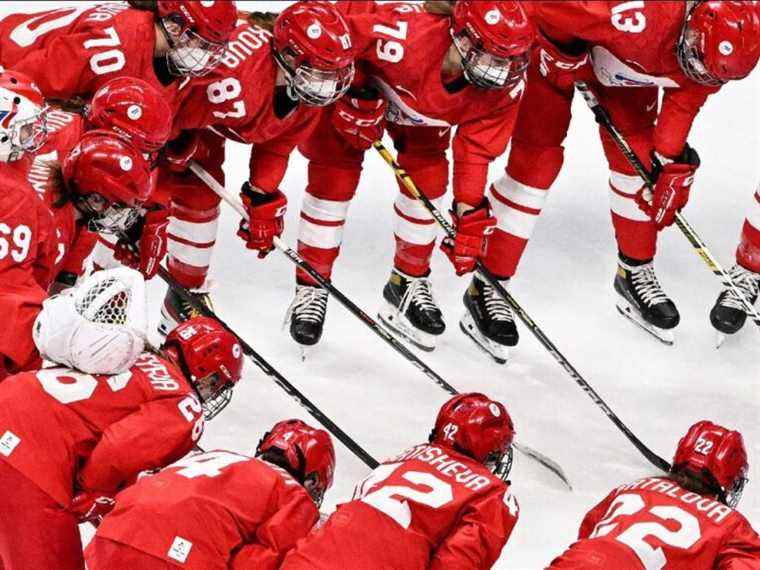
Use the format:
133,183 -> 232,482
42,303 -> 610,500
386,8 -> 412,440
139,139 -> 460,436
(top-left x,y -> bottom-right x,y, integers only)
70,492 -> 116,526
440,200 -> 497,276
162,130 -> 202,173
332,88 -> 387,151
638,145 -> 700,230
114,208 -> 169,279
536,33 -> 592,92
237,184 -> 287,258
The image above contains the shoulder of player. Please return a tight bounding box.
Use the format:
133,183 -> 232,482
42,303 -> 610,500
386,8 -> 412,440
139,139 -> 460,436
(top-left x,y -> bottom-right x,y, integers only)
129,351 -> 195,397
217,21 -> 275,74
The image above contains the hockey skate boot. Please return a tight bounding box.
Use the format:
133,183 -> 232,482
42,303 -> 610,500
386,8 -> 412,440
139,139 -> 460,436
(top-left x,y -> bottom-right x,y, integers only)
158,287 -> 214,337
378,269 -> 445,351
710,264 -> 759,344
459,273 -> 517,365
285,284 -> 328,359
614,258 -> 679,345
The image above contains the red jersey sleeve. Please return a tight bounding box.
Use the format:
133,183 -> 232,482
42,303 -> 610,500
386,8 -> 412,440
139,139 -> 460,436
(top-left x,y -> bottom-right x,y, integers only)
429,485 -> 519,570
59,228 -> 97,278
453,99 -> 521,206
577,490 -> 617,539
230,486 -> 319,570
77,393 -> 203,494
655,85 -> 717,158
716,516 -> 760,569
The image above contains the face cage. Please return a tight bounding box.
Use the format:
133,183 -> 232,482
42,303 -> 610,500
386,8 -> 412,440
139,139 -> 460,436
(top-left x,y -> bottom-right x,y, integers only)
276,51 -> 355,107
304,472 -> 326,507
3,107 -> 49,161
76,194 -> 141,234
486,446 -> 514,482
677,25 -> 726,87
165,26 -> 227,78
195,372 -> 234,420
452,33 -> 528,90
725,471 -> 748,509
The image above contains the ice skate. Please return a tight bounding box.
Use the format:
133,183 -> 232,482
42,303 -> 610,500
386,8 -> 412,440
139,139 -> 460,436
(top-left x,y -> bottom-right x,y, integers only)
710,264 -> 759,347
158,287 -> 215,337
378,269 -> 445,351
285,284 -> 328,360
459,273 -> 517,365
614,258 -> 679,346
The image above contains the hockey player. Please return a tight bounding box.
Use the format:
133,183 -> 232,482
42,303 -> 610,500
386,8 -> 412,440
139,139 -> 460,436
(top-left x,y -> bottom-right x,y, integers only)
281,393 -> 520,569
481,0 -> 760,349
0,313 -> 243,570
287,0 -> 533,355
0,86 -> 153,378
548,420 -> 759,568
154,1 -> 356,335
0,0 -> 237,99
86,419 -> 335,569
710,181 -> 760,340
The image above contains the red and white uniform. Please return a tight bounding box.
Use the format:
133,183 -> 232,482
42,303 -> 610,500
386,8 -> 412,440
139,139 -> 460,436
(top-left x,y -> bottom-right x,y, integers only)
159,20 -> 322,288
297,1 -> 524,280
87,450 -> 319,570
281,443 -> 519,569
735,182 -> 760,274
548,476 -> 760,569
0,353 -> 204,570
489,0 -> 721,278
0,2 -> 174,101
0,111 -> 97,378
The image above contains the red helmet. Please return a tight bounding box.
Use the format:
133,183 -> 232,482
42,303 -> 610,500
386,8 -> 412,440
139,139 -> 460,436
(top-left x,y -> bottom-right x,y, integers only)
256,419 -> 336,506
87,77 -> 173,154
63,130 -> 151,233
0,70 -> 48,162
157,0 -> 237,77
430,393 -> 515,480
678,1 -> 760,86
673,420 -> 749,507
452,1 -> 534,89
273,1 -> 356,106
164,316 -> 244,420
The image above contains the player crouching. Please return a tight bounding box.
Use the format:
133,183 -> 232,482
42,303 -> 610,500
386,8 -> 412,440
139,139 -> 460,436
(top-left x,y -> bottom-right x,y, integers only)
0,306 -> 243,569
281,393 -> 520,569
86,419 -> 335,569
548,420 -> 758,568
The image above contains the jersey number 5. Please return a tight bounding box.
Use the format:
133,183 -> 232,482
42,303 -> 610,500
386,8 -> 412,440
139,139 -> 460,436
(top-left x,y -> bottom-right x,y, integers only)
590,493 -> 701,570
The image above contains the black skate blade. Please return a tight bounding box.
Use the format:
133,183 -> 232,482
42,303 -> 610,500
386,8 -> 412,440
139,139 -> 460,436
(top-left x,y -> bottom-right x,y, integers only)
615,304 -> 675,346
459,314 -> 508,365
377,306 -> 437,352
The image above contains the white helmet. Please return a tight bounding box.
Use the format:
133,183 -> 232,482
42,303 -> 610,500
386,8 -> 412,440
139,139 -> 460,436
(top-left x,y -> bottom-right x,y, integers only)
0,70 -> 48,162
33,267 -> 148,374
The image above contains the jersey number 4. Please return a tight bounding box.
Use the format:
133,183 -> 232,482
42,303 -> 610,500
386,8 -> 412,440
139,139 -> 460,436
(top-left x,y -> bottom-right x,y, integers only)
590,493 -> 700,570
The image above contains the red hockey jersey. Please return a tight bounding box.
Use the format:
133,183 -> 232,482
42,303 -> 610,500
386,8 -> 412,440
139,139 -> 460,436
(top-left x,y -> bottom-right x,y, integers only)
527,0 -> 720,158
0,2 -> 175,101
93,450 -> 318,570
341,2 -> 525,206
170,20 -> 322,192
549,476 -> 760,569
0,353 -> 204,507
281,443 -> 519,569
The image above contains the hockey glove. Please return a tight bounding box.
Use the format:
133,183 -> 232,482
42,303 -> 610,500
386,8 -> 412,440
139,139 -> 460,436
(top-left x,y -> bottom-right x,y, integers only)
114,208 -> 169,279
332,87 -> 387,151
440,199 -> 497,276
237,183 -> 287,258
162,130 -> 202,173
638,145 -> 700,230
536,33 -> 592,92
70,492 -> 116,526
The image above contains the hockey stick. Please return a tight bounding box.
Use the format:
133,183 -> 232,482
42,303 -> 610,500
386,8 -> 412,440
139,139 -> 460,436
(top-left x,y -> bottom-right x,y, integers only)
373,141 -> 673,474
189,161 -> 572,489
153,265 -> 379,470
575,81 -> 760,333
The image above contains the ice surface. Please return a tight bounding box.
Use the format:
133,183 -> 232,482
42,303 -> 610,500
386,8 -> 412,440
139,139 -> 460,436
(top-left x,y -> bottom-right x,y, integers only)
7,2 -> 757,567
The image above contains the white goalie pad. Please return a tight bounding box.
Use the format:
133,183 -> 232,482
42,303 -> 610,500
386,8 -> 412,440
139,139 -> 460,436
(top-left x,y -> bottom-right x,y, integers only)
33,267 -> 148,374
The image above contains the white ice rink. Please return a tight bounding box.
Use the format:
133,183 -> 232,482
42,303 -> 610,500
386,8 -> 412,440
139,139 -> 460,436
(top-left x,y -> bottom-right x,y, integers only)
7,2 -> 760,568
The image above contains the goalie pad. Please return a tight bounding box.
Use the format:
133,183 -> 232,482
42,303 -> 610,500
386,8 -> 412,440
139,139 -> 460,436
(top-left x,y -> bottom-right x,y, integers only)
33,267 -> 148,374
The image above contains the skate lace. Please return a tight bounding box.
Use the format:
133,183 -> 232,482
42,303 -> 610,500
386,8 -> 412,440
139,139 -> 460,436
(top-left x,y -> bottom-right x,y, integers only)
721,266 -> 760,310
631,265 -> 669,307
287,287 -> 328,324
481,282 -> 513,322
400,277 -> 438,314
